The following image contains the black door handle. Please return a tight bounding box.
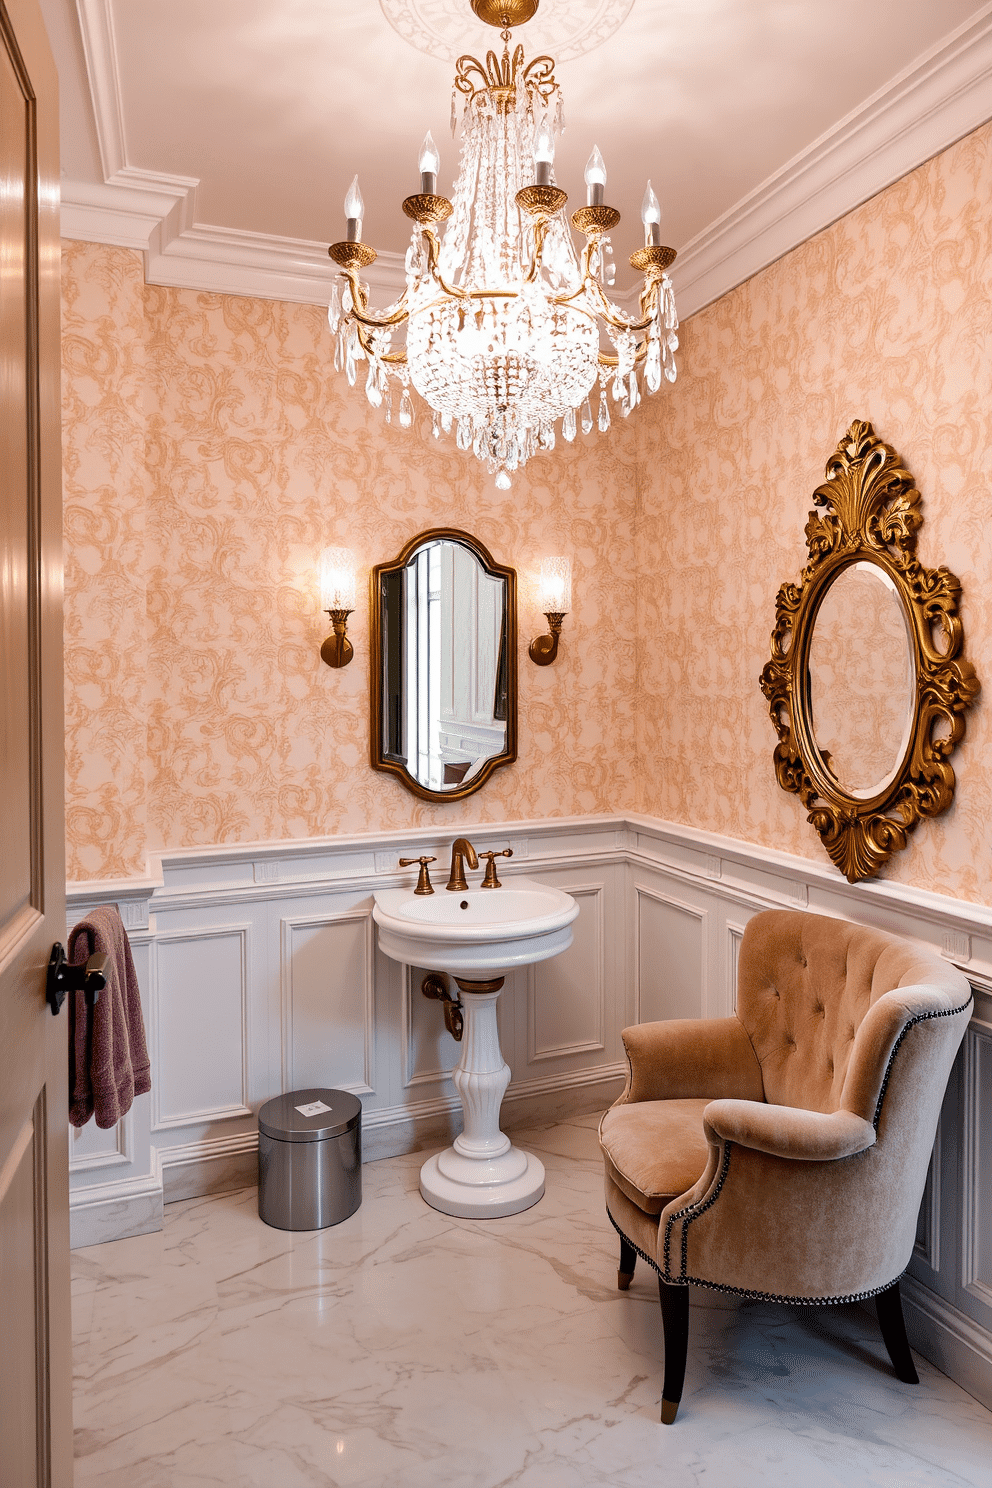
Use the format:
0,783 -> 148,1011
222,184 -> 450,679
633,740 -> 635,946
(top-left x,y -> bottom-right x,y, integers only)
46,944 -> 108,1015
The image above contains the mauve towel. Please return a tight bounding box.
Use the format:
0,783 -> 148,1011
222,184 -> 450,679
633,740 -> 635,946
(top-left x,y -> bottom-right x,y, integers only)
68,904 -> 151,1129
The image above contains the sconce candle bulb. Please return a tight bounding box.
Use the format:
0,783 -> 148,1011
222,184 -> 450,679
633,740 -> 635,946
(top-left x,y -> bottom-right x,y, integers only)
529,556 -> 571,665
319,546 -> 357,668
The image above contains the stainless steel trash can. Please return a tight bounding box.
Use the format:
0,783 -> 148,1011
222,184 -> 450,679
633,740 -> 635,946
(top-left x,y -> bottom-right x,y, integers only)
257,1088 -> 362,1231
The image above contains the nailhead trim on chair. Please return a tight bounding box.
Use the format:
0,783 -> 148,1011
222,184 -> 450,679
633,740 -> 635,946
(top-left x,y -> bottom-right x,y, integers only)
871,993 -> 973,1130
609,1209 -> 908,1306
639,991 -> 974,1302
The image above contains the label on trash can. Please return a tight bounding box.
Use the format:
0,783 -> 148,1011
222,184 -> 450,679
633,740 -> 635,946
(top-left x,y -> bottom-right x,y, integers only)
295,1099 -> 333,1117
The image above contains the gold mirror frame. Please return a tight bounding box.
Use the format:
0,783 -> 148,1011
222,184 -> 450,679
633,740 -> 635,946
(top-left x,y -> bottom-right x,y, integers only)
760,420 -> 980,883
369,528 -> 517,803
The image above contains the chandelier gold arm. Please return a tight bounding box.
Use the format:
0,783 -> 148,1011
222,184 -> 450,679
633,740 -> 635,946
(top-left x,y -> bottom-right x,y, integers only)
580,274 -> 659,335
337,267 -> 411,330
353,319 -> 408,365
419,225 -> 472,301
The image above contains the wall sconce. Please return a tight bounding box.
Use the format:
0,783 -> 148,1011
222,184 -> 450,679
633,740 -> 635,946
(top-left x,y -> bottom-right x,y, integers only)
319,546 -> 357,668
529,557 -> 571,666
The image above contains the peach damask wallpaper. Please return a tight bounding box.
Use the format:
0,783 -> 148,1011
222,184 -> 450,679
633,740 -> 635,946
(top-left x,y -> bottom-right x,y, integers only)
63,118 -> 992,901
62,242 -> 639,879
635,120 -> 992,904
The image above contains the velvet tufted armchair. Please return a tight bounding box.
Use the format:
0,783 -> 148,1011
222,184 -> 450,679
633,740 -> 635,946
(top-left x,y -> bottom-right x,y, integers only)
599,909 -> 972,1422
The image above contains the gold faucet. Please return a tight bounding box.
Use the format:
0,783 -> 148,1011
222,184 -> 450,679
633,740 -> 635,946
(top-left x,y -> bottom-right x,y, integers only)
445,837 -> 478,892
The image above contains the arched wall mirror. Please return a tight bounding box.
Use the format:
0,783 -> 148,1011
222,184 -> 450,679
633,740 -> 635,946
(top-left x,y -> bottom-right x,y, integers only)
761,420 -> 980,883
370,529 -> 517,802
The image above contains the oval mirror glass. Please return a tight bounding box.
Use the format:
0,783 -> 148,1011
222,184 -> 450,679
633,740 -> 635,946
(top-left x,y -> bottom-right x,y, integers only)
808,560 -> 915,799
370,530 -> 517,801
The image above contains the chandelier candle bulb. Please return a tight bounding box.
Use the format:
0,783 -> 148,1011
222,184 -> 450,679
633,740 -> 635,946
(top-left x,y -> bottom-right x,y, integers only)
419,131 -> 440,195
641,181 -> 662,247
344,175 -> 364,241
533,123 -> 555,187
584,145 -> 606,206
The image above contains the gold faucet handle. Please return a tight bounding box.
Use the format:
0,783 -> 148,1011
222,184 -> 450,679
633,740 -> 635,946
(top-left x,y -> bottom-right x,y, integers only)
479,848 -> 513,889
399,855 -> 437,895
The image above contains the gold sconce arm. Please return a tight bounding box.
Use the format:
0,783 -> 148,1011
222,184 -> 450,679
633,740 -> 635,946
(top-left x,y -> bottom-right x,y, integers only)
528,612 -> 565,666
320,609 -> 354,668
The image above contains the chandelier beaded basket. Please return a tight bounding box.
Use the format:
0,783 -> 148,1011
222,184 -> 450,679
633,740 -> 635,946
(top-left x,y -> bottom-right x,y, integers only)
327,0 -> 679,488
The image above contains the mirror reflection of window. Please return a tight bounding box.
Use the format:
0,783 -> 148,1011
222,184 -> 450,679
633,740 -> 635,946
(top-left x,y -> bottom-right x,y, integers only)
381,538 -> 510,794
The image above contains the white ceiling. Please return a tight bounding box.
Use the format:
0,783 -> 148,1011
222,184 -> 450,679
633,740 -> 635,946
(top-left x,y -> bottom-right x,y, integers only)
42,0 -> 992,311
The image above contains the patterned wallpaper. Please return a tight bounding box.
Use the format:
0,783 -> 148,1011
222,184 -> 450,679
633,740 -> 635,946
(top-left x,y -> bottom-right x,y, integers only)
635,121 -> 992,904
61,242 -> 639,879
63,120 -> 992,900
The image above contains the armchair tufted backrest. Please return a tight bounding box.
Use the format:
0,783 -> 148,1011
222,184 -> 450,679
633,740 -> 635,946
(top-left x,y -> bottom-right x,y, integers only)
735,910 -> 967,1115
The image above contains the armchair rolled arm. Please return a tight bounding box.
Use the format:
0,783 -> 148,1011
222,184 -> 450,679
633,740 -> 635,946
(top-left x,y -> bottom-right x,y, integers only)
620,1017 -> 763,1105
703,1099 -> 876,1162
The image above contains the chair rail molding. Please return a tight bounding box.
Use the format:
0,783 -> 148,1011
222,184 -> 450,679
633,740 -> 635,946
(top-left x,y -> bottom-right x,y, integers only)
62,1 -> 992,316
66,811 -> 992,1409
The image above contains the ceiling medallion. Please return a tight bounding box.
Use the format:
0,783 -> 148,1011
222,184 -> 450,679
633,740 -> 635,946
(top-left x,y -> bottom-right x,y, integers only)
379,0 -> 634,64
328,0 -> 678,489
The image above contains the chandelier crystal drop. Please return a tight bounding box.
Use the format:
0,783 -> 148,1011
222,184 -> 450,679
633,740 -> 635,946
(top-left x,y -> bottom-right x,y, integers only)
326,0 -> 679,488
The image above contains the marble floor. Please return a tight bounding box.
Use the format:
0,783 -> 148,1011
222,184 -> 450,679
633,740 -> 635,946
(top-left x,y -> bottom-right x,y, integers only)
72,1113 -> 992,1487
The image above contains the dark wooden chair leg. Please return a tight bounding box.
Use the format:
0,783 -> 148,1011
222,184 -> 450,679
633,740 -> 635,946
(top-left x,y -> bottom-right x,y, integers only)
875,1279 -> 919,1384
658,1280 -> 690,1423
618,1236 -> 636,1291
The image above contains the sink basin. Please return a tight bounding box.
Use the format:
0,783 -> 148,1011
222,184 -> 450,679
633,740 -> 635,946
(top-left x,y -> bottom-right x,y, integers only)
373,875 -> 579,977
373,871 -> 579,1220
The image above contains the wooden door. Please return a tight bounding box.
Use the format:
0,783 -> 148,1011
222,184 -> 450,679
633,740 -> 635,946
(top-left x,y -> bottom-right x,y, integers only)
0,0 -> 71,1482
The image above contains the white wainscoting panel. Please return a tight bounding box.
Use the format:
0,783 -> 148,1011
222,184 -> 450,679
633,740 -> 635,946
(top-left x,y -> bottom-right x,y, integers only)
280,908 -> 375,1096
528,883 -> 605,1064
962,1018 -> 992,1313
153,925 -> 252,1130
634,884 -> 705,1024
727,922 -> 747,1013
68,1111 -> 130,1173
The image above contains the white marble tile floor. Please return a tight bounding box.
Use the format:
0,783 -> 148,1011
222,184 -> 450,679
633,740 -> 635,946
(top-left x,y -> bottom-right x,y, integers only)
71,1112 -> 992,1487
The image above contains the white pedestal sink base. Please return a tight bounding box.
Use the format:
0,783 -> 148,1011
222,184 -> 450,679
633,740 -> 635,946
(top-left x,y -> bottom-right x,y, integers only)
420,1149 -> 545,1219
418,976 -> 546,1219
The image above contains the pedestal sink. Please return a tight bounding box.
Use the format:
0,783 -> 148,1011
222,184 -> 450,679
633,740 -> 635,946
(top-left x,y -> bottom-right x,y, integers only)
373,876 -> 579,1218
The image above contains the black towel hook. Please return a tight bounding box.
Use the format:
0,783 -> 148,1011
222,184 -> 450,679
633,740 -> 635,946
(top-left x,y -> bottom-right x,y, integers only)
46,943 -> 108,1016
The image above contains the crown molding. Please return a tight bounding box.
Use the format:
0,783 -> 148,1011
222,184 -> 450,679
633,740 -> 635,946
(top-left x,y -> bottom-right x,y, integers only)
64,1 -> 992,316
671,4 -> 992,318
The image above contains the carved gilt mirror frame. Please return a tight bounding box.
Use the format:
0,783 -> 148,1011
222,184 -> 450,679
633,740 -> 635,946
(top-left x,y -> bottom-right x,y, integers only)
760,420 -> 980,883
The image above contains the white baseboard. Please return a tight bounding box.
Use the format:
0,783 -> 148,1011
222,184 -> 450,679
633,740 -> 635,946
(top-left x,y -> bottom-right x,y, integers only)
69,1158 -> 164,1250
902,1275 -> 992,1411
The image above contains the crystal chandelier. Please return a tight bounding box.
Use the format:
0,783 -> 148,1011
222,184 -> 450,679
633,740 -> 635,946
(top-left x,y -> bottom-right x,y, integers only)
326,0 -> 678,489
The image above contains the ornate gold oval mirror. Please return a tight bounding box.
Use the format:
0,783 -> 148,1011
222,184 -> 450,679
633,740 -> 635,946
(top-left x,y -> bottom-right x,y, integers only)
761,420 -> 980,882
370,529 -> 517,802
